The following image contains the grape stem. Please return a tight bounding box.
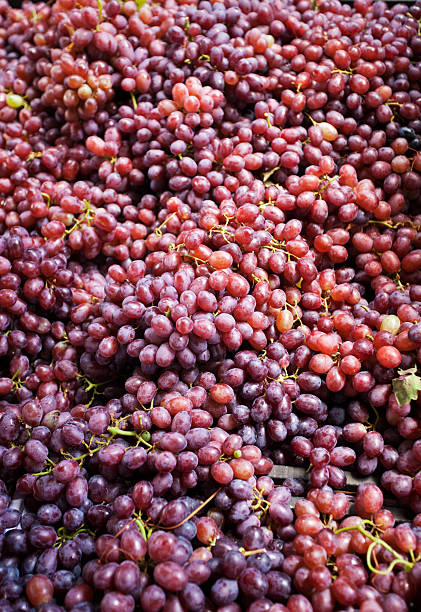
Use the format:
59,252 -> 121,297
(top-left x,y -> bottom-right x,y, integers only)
64,200 -> 95,236
130,91 -> 137,110
335,521 -> 417,574
239,547 -> 267,557
58,423 -> 152,466
107,426 -> 153,449
154,212 -> 178,237
263,165 -> 281,183
134,513 -> 153,542
96,0 -> 103,26
41,192 -> 51,207
148,487 -> 222,531
250,487 -> 271,518
55,524 -> 95,548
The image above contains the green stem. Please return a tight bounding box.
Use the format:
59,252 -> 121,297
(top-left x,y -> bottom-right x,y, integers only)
108,426 -> 137,437
335,523 -> 413,573
367,544 -> 402,575
130,91 -> 137,110
61,443 -> 106,464
64,200 -> 94,236
135,519 -> 148,541
11,367 -> 21,382
107,426 -> 153,449
34,469 -> 53,477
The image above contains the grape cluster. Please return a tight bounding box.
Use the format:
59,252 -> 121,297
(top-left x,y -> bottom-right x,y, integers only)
0,0 -> 421,608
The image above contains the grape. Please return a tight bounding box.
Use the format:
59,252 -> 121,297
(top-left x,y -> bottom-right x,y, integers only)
363,432 -> 384,458
239,568 -> 269,599
356,484 -> 384,515
113,561 -> 141,594
140,586 -> 166,612
58,540 -> 82,569
52,570 -> 75,595
376,346 -> 402,369
180,582 -> 205,612
100,593 -> 134,612
148,531 -> 177,563
153,562 -> 188,592
211,462 -> 234,485
210,578 -> 239,606
25,576 -> 54,607
120,528 -> 147,561
331,577 -> 358,606
93,563 -> 117,591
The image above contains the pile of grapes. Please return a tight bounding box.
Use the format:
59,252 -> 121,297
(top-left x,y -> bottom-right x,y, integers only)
0,0 -> 421,609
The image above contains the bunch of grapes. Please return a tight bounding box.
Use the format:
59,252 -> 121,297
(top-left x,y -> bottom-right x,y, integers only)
0,0 -> 421,609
